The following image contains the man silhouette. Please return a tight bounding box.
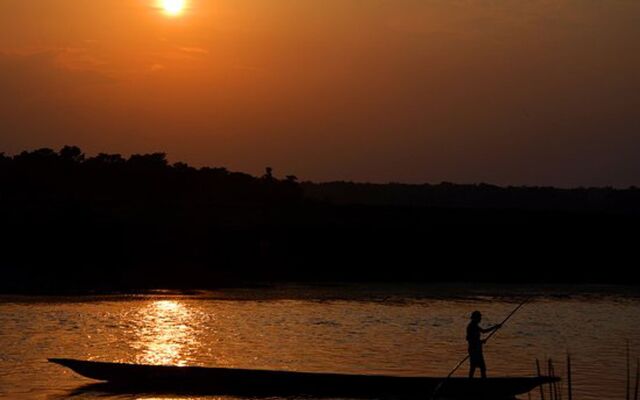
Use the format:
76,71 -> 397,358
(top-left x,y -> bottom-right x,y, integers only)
467,311 -> 501,378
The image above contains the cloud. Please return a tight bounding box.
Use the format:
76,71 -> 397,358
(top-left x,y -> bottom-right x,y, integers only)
0,50 -> 112,101
150,63 -> 165,72
179,47 -> 209,55
56,47 -> 107,70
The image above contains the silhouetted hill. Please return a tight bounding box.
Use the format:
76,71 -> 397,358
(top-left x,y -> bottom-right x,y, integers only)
0,146 -> 638,293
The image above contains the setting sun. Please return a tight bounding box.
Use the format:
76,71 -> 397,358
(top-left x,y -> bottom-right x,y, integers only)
159,0 -> 186,16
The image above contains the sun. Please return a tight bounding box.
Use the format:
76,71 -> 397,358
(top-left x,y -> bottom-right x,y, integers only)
159,0 -> 186,16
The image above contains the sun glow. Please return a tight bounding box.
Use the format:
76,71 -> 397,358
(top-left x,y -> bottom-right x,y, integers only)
159,0 -> 186,16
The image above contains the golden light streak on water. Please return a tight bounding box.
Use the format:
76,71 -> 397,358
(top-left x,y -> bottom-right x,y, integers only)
132,300 -> 200,366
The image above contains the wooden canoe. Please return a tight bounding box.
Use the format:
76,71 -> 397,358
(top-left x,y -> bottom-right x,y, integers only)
50,358 -> 558,399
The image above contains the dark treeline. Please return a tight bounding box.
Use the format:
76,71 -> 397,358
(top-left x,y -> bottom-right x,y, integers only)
303,182 -> 640,214
0,146 -> 638,293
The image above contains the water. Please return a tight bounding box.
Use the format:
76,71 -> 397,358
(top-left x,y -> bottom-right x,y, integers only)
1,284 -> 639,399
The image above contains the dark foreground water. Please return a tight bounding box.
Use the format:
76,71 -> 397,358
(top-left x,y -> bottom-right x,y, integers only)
1,284 -> 639,399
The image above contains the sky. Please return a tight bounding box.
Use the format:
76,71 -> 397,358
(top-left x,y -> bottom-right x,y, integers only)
1,0 -> 639,187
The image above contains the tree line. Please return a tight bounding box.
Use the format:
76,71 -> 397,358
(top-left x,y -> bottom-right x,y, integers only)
0,146 -> 637,293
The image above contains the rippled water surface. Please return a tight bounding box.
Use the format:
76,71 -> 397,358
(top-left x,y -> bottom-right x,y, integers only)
1,284 -> 639,399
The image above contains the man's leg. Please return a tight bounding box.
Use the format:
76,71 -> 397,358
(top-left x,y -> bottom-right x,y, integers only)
479,356 -> 487,379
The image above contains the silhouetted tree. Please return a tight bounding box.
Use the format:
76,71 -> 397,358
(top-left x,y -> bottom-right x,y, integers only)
172,162 -> 194,172
264,167 -> 274,180
128,153 -> 168,169
86,153 -> 126,165
59,146 -> 85,163
14,148 -> 58,164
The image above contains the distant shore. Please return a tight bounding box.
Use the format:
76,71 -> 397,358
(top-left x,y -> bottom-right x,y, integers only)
2,281 -> 640,299
2,146 -> 638,294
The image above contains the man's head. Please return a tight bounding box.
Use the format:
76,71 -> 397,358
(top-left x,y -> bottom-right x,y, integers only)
471,311 -> 482,322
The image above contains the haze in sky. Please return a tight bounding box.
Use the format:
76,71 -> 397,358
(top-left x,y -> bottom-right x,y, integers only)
1,0 -> 639,186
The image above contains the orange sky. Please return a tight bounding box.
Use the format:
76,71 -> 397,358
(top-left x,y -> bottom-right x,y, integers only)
1,0 -> 639,186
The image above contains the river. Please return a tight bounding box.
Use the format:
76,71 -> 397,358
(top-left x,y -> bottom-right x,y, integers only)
1,284 -> 639,399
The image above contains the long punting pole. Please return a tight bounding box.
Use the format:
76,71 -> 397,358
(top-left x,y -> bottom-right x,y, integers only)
484,297 -> 532,343
429,297 -> 532,400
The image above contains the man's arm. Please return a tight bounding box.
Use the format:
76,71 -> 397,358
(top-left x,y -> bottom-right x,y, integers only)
480,323 -> 503,333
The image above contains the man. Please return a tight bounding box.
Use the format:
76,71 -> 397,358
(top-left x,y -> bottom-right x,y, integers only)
467,311 -> 502,378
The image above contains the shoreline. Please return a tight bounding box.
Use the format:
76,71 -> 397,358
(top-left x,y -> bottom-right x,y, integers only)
2,281 -> 639,300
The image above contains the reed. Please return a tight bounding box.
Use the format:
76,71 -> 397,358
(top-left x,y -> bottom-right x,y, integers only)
560,344 -> 636,400
634,358 -> 639,400
628,341 -> 631,400
547,358 -> 556,400
537,359 -> 546,400
551,359 -> 559,400
567,353 -> 572,400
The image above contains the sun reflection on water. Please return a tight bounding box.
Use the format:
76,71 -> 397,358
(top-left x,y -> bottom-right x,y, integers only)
132,300 -> 202,366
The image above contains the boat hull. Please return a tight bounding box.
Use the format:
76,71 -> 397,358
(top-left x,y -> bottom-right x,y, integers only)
50,358 -> 558,399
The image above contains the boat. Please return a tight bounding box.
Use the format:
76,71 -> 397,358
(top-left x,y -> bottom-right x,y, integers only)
49,358 -> 558,399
